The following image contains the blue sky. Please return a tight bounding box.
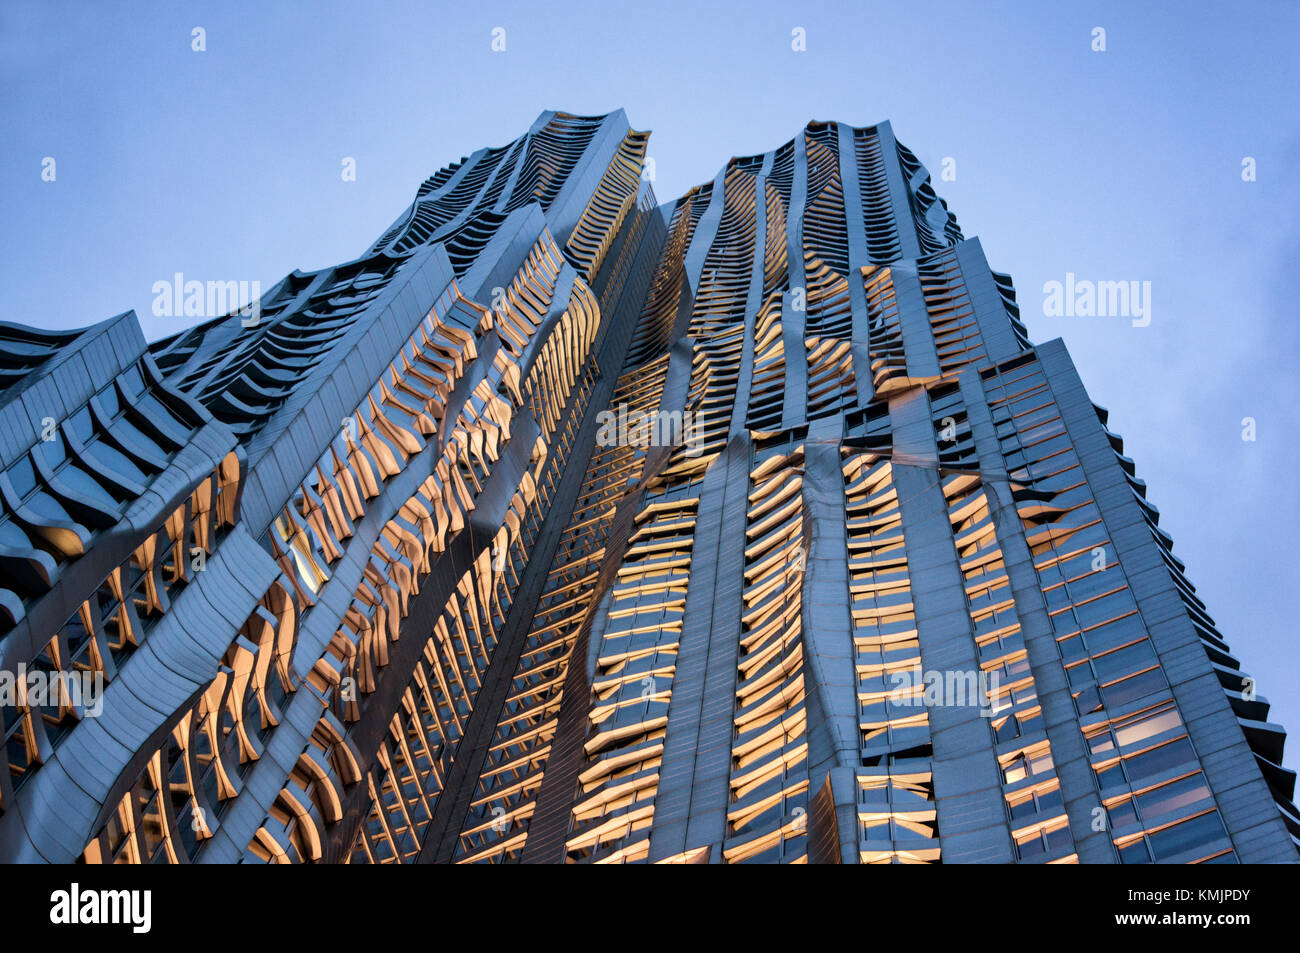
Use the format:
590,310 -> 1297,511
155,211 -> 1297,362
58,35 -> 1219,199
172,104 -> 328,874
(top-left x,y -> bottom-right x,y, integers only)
3,1 -> 1298,770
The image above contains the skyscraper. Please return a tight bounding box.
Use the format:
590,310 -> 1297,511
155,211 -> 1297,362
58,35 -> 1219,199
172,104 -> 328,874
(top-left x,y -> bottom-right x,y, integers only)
0,110 -> 1294,864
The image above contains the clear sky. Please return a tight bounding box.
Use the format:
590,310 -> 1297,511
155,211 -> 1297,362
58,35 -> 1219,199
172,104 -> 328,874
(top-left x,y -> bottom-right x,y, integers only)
3,1 -> 1298,770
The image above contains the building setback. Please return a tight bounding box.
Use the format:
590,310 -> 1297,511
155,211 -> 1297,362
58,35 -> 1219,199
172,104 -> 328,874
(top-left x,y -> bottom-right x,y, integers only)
0,110 -> 1294,864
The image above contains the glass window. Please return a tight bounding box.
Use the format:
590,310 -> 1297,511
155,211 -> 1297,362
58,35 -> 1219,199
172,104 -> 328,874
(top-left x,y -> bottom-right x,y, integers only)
95,387 -> 120,419
83,441 -> 149,485
58,463 -> 122,509
8,456 -> 39,496
1118,838 -> 1151,864
1147,811 -> 1226,861
1136,773 -> 1211,822
1107,797 -> 1138,828
61,410 -> 94,448
39,434 -> 68,468
1125,737 -> 1196,784
1093,640 -> 1156,684
1101,668 -> 1166,709
119,366 -> 146,397
1114,705 -> 1182,749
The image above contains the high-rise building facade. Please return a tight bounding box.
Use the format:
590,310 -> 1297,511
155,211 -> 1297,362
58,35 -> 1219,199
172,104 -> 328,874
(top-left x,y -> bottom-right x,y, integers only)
0,110 -> 1294,864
